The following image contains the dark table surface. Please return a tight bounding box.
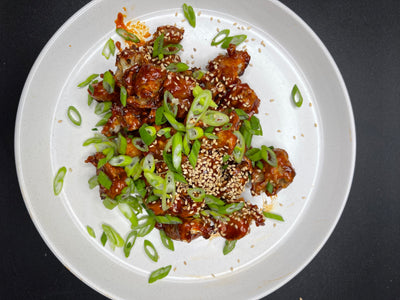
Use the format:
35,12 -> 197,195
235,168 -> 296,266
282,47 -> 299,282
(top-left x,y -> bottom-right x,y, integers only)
1,0 -> 399,299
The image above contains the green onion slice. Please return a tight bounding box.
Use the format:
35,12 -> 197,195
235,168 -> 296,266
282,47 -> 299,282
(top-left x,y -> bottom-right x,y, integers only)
188,139 -> 201,168
123,230 -> 138,257
217,201 -> 244,215
142,153 -> 155,173
102,71 -> 115,94
263,211 -> 284,222
211,29 -> 230,46
102,38 -> 115,59
77,73 -> 98,88
221,34 -> 247,49
262,146 -> 278,167
291,84 -> 303,107
100,232 -> 108,246
103,197 -> 118,210
188,187 -> 205,202
162,43 -> 183,55
165,171 -> 176,195
204,194 -> 225,206
95,101 -> 112,115
155,107 -> 167,125
233,131 -> 245,163
102,224 -> 124,248
256,160 -> 264,170
109,155 -> 133,167
53,166 -> 67,196
117,133 -> 127,155
144,172 -> 165,190
98,171 -> 112,190
152,33 -> 164,59
192,70 -> 204,80
133,216 -> 156,237
155,214 -> 182,225
116,28 -> 140,43
205,133 -> 218,139
182,133 -> 191,155
88,175 -> 98,189
182,3 -> 196,27
144,240 -> 159,262
186,87 -> 213,128
157,127 -> 171,137
266,182 -> 274,194
160,229 -> 174,251
187,127 -> 204,140
120,86 -> 127,107
166,62 -> 189,72
201,111 -> 230,126
235,108 -> 248,120
132,137 -> 149,152
222,155 -> 230,163
86,225 -> 96,238
95,112 -> 112,127
118,203 -> 138,226
249,116 -> 263,136
67,106 -> 82,126
148,265 -> 172,284
124,156 -> 140,178
139,124 -> 157,146
223,239 -> 237,255
163,91 -> 178,117
88,94 -> 93,106
164,111 -> 186,132
172,132 -> 183,170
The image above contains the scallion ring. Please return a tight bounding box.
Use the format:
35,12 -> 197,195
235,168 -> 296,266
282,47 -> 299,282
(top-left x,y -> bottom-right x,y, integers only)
160,229 -> 174,251
164,111 -> 186,132
53,166 -> 67,196
98,171 -> 112,190
233,131 -> 245,163
109,155 -> 133,167
102,71 -> 115,94
67,106 -> 82,126
102,38 -> 115,59
188,187 -> 205,202
116,28 -> 140,43
95,112 -> 112,127
223,239 -> 237,255
187,127 -> 204,140
182,3 -> 196,27
148,265 -> 172,284
188,139 -> 201,168
120,86 -> 127,107
123,230 -> 138,257
94,101 -> 112,115
132,137 -> 149,152
163,91 -> 178,117
221,34 -> 247,49
291,84 -> 303,107
172,132 -> 183,170
77,73 -> 98,88
263,211 -> 284,222
211,29 -> 230,46
162,43 -> 183,55
201,111 -> 230,126
166,62 -> 189,72
144,240 -> 159,262
262,146 -> 278,167
142,153 -> 155,173
102,224 -> 124,248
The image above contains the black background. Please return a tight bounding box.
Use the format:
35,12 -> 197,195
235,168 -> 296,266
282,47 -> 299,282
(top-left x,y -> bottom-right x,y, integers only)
1,0 -> 399,299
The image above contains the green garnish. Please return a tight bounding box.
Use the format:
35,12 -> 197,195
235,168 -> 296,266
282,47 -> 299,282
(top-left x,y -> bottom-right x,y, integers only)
263,211 -> 284,222
86,225 -> 96,238
188,139 -> 201,168
166,62 -> 189,72
120,86 -> 127,107
67,106 -> 82,126
101,224 -> 124,248
116,28 -> 140,43
223,239 -> 236,255
160,229 -> 174,251
98,171 -> 112,189
148,265 -> 172,284
291,84 -> 303,107
53,166 -> 67,196
123,230 -> 138,257
144,240 -> 159,262
266,182 -> 274,194
182,3 -> 196,27
102,38 -> 115,59
211,29 -> 230,46
102,71 -> 115,94
77,73 -> 98,88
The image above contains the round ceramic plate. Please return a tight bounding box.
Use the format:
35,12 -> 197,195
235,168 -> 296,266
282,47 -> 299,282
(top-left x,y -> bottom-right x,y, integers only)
15,0 -> 355,299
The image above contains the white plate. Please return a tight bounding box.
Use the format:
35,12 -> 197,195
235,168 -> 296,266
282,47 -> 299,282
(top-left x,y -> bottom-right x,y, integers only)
15,0 -> 355,299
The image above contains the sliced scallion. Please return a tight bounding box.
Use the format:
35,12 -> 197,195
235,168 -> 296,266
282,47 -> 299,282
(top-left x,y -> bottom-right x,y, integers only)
201,111 -> 230,126
291,84 -> 303,107
88,175 -> 98,189
188,187 -> 205,202
102,38 -> 115,59
188,139 -> 201,168
95,112 -> 112,126
221,34 -> 247,49
102,224 -> 124,248
132,137 -> 149,152
144,240 -> 159,262
142,153 -> 155,173
211,29 -> 230,46
263,211 -> 284,222
86,225 -> 96,238
160,229 -> 174,251
182,3 -> 196,27
116,28 -> 140,43
77,74 -> 98,88
95,101 -> 112,115
223,239 -> 237,255
67,106 -> 82,126
98,171 -> 112,190
53,166 -> 67,196
172,132 -> 183,170
139,124 -> 157,146
233,131 -> 245,163
102,71 -> 115,94
148,265 -> 172,284
164,111 -> 186,132
120,86 -> 127,107
123,230 -> 138,257
266,182 -> 274,194
187,127 -> 204,140
166,62 -> 189,72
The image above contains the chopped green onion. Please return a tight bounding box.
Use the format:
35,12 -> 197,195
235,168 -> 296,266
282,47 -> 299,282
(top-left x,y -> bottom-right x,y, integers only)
116,28 -> 140,43
256,160 -> 264,170
222,155 -> 230,163
221,34 -> 247,49
188,139 -> 201,168
262,146 -> 278,167
102,71 -> 115,94
217,201 -> 244,215
139,124 -> 157,146
246,148 -> 262,161
165,171 -> 176,195
266,182 -> 274,194
182,133 -> 191,155
233,131 -> 245,163
166,62 -> 189,72
77,74 -> 98,88
188,187 -> 205,202
123,230 -> 138,257
142,153 -> 155,173
103,197 -> 118,210
102,38 -> 115,59
173,172 -> 187,184
263,211 -> 284,222
102,224 -> 124,248
157,127 -> 171,137
88,175 -> 98,189
182,3 -> 196,27
187,127 -> 204,140
86,225 -> 96,238
223,239 -> 236,255
100,232 -> 108,246
148,265 -> 172,284
211,29 -> 230,46
186,87 -> 213,128
204,194 -> 225,206
160,229 -> 174,251
144,172 -> 165,190
164,111 -> 186,132
88,83 -> 95,94
291,84 -> 303,107
88,94 -> 94,106
240,123 -> 253,148
155,107 -> 167,125
109,155 -> 133,167
95,112 -> 112,127
118,203 -> 138,226
117,133 -> 127,155
133,216 -> 155,237
83,135 -> 103,146
67,106 -> 82,126
120,86 -> 127,107
144,240 -> 159,262
162,43 -> 183,55
222,123 -> 232,130
95,101 -> 112,115
201,111 -> 230,126
134,179 -> 147,198
152,33 -> 164,59
205,133 -> 218,139
98,171 -> 112,190
124,156 -> 140,178
192,70 -> 204,80
53,166 -> 67,196
234,108 -> 249,120
132,137 -> 149,152
172,132 -> 183,170
249,116 -> 263,135
163,91 -> 178,117
155,214 -> 182,224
